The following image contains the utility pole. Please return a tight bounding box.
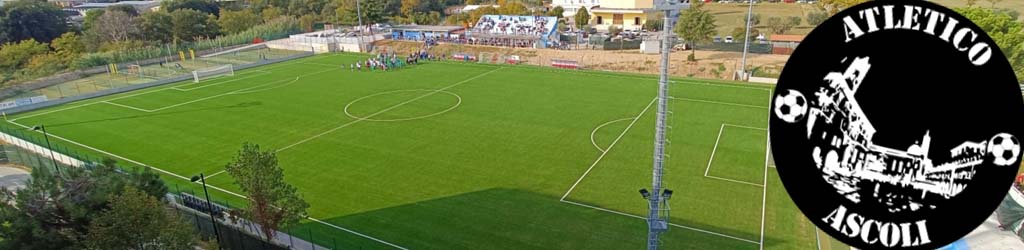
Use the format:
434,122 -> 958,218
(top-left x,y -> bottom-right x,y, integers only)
355,0 -> 365,52
644,0 -> 687,249
739,0 -> 755,81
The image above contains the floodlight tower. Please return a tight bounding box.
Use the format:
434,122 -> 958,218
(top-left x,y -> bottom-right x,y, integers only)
644,0 -> 688,249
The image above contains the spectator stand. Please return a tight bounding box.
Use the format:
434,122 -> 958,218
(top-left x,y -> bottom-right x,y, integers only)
391,25 -> 467,43
467,15 -> 559,49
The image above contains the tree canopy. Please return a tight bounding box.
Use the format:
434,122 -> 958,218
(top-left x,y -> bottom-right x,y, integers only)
957,7 -> 1024,83
0,0 -> 68,44
84,187 -> 196,250
675,1 -> 716,55
224,143 -> 309,241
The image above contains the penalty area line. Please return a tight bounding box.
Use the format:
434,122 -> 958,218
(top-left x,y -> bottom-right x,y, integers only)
559,199 -> 759,244
560,97 -> 656,201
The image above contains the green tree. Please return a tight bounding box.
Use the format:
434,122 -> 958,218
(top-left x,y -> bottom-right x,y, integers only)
547,6 -> 564,17
675,1 -> 716,57
85,187 -> 195,250
767,16 -> 796,34
0,0 -> 68,44
788,16 -> 802,27
299,14 -> 316,31
400,0 -> 421,18
261,6 -> 284,22
732,26 -> 759,42
335,0 -> 388,25
219,9 -> 262,34
162,0 -> 221,15
0,159 -> 170,250
644,13 -> 664,31
574,8 -> 590,30
957,7 -> 1024,83
172,9 -> 220,42
0,39 -> 49,72
51,32 -> 84,59
82,9 -> 106,32
466,0 -> 478,4
498,2 -> 529,15
106,4 -> 140,17
141,11 -> 174,43
224,143 -> 309,241
807,11 -> 828,26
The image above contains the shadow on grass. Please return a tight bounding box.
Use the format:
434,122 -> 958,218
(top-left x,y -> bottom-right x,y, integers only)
42,101 -> 263,128
288,188 -> 788,250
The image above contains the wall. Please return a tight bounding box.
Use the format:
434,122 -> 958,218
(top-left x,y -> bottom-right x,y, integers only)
592,12 -> 646,31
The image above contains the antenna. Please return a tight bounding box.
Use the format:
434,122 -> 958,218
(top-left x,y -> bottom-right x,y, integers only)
644,0 -> 688,250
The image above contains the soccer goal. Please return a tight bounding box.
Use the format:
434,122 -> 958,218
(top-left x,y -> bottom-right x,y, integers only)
478,52 -> 500,64
192,64 -> 234,83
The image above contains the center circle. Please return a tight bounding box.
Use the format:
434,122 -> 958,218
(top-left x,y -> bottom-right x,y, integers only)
344,89 -> 462,122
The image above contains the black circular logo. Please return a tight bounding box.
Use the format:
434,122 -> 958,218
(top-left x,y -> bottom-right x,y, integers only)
770,1 -> 1024,249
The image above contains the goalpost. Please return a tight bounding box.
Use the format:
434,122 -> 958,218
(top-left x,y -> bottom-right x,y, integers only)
192,64 -> 234,83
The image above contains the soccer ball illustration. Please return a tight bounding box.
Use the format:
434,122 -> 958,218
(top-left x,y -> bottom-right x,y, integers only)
774,89 -> 808,123
989,133 -> 1020,166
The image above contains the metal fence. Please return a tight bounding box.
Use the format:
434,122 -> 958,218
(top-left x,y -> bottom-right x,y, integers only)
1,51 -> 315,115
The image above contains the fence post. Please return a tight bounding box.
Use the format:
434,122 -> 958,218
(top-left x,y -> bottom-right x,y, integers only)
309,228 -> 315,250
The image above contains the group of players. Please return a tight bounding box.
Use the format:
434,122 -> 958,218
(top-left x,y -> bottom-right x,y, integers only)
345,49 -> 450,72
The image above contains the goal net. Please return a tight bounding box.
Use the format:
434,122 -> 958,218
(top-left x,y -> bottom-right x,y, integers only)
478,52 -> 500,64
192,64 -> 234,83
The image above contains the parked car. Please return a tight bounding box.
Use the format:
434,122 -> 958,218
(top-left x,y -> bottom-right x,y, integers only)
724,36 -> 734,43
713,36 -> 723,43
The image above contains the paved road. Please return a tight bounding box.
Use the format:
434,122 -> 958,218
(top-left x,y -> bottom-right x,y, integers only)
0,166 -> 29,190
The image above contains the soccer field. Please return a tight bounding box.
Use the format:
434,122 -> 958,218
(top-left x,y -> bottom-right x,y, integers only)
4,53 -> 822,249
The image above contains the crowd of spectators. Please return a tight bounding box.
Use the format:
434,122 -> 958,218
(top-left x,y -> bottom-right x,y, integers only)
472,15 -> 553,37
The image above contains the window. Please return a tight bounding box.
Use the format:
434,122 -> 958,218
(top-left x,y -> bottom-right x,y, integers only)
635,17 -> 641,25
597,16 -> 603,24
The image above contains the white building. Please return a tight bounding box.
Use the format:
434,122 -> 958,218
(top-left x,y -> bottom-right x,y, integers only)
551,0 -> 601,17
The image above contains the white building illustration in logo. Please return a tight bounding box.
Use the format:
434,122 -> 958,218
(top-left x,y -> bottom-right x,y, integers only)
774,57 -> 1021,213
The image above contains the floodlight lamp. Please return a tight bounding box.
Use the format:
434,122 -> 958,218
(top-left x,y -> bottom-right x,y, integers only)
640,189 -> 650,199
190,176 -> 201,182
662,189 -> 674,199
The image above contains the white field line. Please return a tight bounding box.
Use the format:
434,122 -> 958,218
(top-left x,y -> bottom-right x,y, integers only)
676,97 -> 768,109
276,67 -> 503,153
704,124 -> 726,177
307,217 -> 409,250
4,119 -> 409,250
759,121 -> 771,249
102,101 -> 154,112
559,97 -> 656,201
815,226 -> 822,250
172,72 -> 272,91
559,200 -> 759,244
723,123 -> 767,131
705,175 -> 764,187
11,54 -> 332,122
704,123 -> 767,187
206,169 -> 227,178
589,118 -> 633,152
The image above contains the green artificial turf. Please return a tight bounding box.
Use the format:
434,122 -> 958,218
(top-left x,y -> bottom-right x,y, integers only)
4,53 -> 821,249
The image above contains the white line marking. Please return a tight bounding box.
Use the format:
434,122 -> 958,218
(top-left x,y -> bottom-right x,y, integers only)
589,118 -> 633,152
723,123 -> 768,131
759,121 -> 771,249
560,97 -> 656,201
705,175 -> 764,187
560,200 -> 759,244
705,123 -> 726,177
172,72 -> 272,91
101,101 -> 153,112
705,123 -> 769,187
4,119 -> 409,250
277,67 -> 503,153
676,97 -> 767,109
206,169 -> 227,178
307,217 -> 409,250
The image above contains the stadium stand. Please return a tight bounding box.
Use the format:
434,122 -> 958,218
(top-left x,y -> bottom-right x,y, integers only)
468,15 -> 559,48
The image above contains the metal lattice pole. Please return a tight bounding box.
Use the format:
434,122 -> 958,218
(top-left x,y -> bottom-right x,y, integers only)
739,0 -> 755,81
646,1 -> 687,249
